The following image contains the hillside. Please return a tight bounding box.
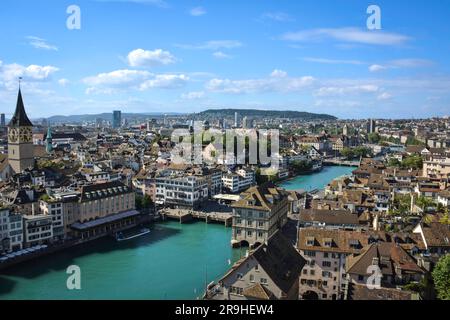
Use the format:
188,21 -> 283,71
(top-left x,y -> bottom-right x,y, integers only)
196,109 -> 337,120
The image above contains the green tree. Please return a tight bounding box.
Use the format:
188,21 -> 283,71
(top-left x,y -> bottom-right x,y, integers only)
368,132 -> 381,144
341,148 -> 355,159
432,254 -> 450,300
388,158 -> 401,167
416,196 -> 436,212
291,160 -> 313,174
401,155 -> 423,170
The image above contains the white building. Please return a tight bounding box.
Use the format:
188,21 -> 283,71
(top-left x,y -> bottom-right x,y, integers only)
222,168 -> 255,193
23,214 -> 53,248
0,208 -> 23,253
155,174 -> 208,208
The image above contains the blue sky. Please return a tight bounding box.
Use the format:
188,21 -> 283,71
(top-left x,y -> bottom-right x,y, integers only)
0,0 -> 449,119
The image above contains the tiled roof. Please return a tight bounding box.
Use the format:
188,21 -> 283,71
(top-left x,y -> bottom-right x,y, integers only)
346,242 -> 424,276
80,181 -> 131,202
347,283 -> 416,300
299,209 -> 360,225
421,222 -> 450,247
232,182 -> 288,211
242,283 -> 274,300
298,228 -> 388,254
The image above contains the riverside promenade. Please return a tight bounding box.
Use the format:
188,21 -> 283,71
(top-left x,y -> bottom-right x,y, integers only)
159,201 -> 233,227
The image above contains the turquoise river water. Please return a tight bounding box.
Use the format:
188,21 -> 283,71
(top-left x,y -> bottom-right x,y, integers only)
0,166 -> 354,300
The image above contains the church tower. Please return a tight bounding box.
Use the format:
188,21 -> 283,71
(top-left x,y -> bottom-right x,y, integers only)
8,87 -> 34,173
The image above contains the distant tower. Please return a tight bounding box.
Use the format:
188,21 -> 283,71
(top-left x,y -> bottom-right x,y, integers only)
0,113 -> 5,127
8,86 -> 35,173
234,112 -> 239,128
112,110 -> 122,129
46,126 -> 53,154
243,116 -> 248,129
343,124 -> 349,136
366,119 -> 376,134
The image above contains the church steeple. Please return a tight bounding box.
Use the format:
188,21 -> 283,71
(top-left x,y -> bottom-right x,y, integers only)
8,85 -> 35,174
46,125 -> 53,154
9,88 -> 33,128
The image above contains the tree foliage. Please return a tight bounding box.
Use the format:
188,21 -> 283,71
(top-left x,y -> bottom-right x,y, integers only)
432,254 -> 450,300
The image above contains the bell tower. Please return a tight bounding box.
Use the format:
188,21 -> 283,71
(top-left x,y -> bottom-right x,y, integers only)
8,86 -> 34,173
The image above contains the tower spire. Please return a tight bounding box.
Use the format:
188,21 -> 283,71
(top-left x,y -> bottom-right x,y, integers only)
9,83 -> 33,127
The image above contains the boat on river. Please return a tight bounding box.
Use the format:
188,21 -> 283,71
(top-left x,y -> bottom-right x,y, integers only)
115,228 -> 150,241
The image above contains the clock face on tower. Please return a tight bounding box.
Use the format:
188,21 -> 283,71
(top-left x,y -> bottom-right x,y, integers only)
20,127 -> 32,142
9,128 -> 18,143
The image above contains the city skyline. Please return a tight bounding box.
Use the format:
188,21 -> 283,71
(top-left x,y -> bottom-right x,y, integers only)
0,0 -> 450,119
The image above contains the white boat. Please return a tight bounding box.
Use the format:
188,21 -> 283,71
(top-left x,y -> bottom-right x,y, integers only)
115,228 -> 151,241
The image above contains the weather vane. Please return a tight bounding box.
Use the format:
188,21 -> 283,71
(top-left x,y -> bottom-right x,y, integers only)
18,76 -> 23,88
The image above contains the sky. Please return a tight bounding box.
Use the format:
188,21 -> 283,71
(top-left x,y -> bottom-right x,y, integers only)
0,0 -> 449,119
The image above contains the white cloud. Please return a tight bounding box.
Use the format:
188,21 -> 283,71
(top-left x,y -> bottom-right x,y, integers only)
270,69 -> 288,78
83,69 -> 189,94
0,63 -> 59,90
389,59 -> 433,68
139,74 -> 189,90
369,64 -> 387,72
58,78 -> 69,87
377,92 -> 392,100
84,69 -> 151,87
260,12 -> 294,22
303,57 -> 364,65
281,27 -> 411,46
127,49 -> 177,67
190,6 -> 206,16
26,36 -> 58,51
314,84 -> 379,97
206,70 -> 315,94
175,40 -> 242,50
213,51 -> 232,59
181,91 -> 205,100
369,59 -> 433,72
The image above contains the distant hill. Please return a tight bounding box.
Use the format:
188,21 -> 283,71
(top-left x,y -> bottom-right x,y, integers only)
43,112 -> 182,124
196,109 -> 337,120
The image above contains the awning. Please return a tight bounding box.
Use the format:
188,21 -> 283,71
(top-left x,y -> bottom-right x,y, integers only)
71,210 -> 141,231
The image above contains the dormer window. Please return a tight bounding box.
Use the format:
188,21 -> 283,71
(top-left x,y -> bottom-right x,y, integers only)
306,237 -> 315,246
324,238 -> 333,247
349,239 -> 359,249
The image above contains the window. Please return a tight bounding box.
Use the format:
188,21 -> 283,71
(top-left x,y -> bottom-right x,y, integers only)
260,278 -> 268,284
247,231 -> 252,236
323,252 -> 329,258
250,274 -> 255,282
310,270 -> 315,276
322,261 -> 331,268
358,275 -> 364,281
306,237 -> 315,246
304,251 -> 316,257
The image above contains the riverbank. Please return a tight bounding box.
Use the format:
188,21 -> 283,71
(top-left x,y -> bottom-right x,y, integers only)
279,165 -> 356,191
0,220 -> 240,300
